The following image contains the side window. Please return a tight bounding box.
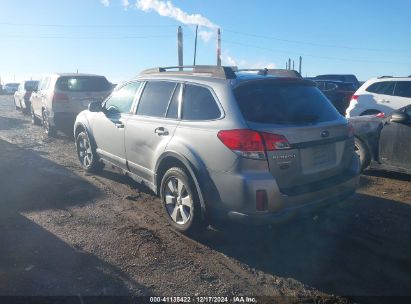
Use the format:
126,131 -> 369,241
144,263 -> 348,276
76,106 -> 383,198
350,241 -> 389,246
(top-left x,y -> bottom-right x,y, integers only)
394,81 -> 411,98
366,81 -> 394,95
105,81 -> 141,114
166,83 -> 181,119
315,81 -> 325,90
366,82 -> 381,93
325,82 -> 338,91
137,81 -> 176,118
40,77 -> 50,90
182,84 -> 221,121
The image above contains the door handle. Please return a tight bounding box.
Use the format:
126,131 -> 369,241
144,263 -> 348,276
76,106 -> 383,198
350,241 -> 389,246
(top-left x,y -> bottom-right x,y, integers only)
115,122 -> 124,129
154,127 -> 169,136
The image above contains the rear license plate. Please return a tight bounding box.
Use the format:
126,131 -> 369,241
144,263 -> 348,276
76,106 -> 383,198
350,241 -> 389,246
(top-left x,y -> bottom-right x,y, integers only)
311,144 -> 336,167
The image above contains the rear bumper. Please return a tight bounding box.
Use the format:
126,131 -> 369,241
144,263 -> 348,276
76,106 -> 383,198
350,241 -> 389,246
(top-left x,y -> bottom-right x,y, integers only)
225,179 -> 357,225
208,155 -> 360,225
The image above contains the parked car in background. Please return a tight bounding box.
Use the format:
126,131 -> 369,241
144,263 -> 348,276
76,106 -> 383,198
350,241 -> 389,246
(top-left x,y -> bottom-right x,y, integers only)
3,83 -> 19,95
346,76 -> 411,117
313,80 -> 356,115
314,74 -> 360,90
30,73 -> 112,136
74,66 -> 359,234
349,104 -> 411,174
14,80 -> 39,113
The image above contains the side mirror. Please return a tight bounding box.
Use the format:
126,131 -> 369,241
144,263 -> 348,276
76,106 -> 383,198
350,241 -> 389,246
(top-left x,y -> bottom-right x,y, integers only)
88,101 -> 103,112
390,112 -> 408,123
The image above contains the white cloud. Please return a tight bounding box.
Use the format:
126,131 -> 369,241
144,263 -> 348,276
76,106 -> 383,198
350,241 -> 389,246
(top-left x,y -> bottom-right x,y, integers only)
222,52 -> 276,69
101,0 -> 110,7
198,30 -> 213,43
122,0 -> 130,9
136,0 -> 218,42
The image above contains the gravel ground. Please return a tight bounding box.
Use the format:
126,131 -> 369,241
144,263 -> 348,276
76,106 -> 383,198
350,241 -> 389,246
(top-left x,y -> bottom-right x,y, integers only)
0,95 -> 410,303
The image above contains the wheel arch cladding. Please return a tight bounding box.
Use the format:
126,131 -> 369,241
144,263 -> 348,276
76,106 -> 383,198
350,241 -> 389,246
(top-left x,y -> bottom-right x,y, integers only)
155,151 -> 209,220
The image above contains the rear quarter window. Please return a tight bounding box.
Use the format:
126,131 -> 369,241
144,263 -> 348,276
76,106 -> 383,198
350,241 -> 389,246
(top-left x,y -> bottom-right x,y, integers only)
182,84 -> 221,120
234,80 -> 340,125
365,81 -> 395,95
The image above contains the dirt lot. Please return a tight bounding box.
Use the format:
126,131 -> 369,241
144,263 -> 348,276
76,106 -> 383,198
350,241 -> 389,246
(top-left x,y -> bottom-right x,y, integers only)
0,95 -> 410,303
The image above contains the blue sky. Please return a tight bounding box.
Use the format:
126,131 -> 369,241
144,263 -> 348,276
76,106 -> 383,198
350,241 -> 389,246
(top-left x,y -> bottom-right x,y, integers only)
0,0 -> 410,83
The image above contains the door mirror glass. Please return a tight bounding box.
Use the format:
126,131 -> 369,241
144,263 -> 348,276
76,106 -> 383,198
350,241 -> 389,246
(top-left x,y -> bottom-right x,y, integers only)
390,112 -> 408,123
88,101 -> 103,112
105,105 -> 120,116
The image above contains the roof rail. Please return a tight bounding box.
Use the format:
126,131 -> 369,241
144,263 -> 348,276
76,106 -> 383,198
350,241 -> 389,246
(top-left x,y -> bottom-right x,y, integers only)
378,75 -> 411,79
236,68 -> 302,78
139,65 -> 237,79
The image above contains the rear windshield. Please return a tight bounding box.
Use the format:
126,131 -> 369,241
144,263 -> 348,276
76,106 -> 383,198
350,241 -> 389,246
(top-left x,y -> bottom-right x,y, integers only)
56,76 -> 111,92
24,81 -> 38,91
234,81 -> 340,125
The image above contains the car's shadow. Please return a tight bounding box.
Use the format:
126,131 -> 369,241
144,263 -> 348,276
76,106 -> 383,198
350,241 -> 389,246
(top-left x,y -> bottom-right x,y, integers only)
364,169 -> 411,182
90,159 -> 411,302
0,139 -> 150,296
196,193 -> 411,302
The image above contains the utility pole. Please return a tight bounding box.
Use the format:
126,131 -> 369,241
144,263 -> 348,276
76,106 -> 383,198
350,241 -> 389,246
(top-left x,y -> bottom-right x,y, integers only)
217,28 -> 221,66
288,58 -> 291,71
285,61 -> 288,70
299,56 -> 302,75
193,25 -> 198,66
292,60 -> 295,70
178,26 -> 183,70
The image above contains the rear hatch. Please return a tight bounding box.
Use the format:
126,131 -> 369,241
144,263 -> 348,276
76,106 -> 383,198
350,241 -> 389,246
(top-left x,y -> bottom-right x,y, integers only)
53,76 -> 112,112
234,78 -> 354,195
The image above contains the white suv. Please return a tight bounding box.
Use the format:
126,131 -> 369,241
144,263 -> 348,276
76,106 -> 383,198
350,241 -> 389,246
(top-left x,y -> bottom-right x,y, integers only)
30,73 -> 112,136
346,76 -> 411,117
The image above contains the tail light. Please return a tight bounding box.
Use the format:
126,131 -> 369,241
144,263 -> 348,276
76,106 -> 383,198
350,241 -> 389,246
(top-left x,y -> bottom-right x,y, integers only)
52,92 -> 69,103
217,129 -> 291,160
350,95 -> 359,102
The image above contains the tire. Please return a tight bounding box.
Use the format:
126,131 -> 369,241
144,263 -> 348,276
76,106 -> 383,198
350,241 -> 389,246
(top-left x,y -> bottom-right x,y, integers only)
160,167 -> 206,235
354,137 -> 371,171
31,105 -> 41,125
76,131 -> 103,173
360,110 -> 380,116
42,109 -> 57,137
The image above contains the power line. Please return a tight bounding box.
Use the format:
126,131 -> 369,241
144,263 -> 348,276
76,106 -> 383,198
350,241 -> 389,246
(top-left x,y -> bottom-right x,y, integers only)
0,22 -> 177,28
224,40 -> 411,65
224,29 -> 411,53
0,34 -> 174,40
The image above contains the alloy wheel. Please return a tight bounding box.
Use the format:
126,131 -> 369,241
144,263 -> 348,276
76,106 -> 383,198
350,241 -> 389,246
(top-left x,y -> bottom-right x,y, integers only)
77,135 -> 93,167
42,111 -> 50,133
164,177 -> 193,225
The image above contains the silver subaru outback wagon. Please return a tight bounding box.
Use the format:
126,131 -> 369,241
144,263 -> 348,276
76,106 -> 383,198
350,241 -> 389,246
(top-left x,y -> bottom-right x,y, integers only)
74,66 -> 360,234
